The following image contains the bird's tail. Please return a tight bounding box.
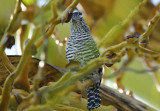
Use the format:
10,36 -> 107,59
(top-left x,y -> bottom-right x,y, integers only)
87,85 -> 101,111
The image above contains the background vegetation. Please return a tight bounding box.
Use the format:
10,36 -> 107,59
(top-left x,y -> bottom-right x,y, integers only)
0,0 -> 160,111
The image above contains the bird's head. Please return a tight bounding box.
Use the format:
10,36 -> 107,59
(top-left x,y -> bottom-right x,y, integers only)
70,9 -> 90,33
71,9 -> 82,22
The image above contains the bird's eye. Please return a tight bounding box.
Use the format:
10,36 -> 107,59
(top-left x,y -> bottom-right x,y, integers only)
74,12 -> 79,15
79,12 -> 82,15
73,11 -> 82,16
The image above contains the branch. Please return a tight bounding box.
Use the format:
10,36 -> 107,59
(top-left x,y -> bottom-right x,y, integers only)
1,52 -> 15,73
0,0 -> 22,58
139,9 -> 160,46
0,28 -> 40,111
138,9 -> 160,52
100,84 -> 156,111
35,0 -> 80,48
98,0 -> 147,48
105,67 -> 159,78
101,41 -> 128,57
25,50 -> 125,108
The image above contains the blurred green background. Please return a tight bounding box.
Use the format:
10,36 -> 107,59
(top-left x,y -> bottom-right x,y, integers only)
1,0 -> 160,110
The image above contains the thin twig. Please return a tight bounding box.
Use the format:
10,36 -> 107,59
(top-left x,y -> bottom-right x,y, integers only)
139,10 -> 160,45
0,0 -> 22,58
35,0 -> 80,48
45,1 -> 58,24
105,67 -> 159,78
1,52 -> 15,73
101,41 -> 128,57
32,24 -> 49,105
0,28 -> 40,111
98,0 -> 147,48
13,56 -> 32,92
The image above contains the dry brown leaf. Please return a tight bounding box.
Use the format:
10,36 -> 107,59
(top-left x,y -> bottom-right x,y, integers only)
0,56 -> 63,87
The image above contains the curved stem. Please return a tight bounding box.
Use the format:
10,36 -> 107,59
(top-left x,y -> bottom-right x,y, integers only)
0,28 -> 39,111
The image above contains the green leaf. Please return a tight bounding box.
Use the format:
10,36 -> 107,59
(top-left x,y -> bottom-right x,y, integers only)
22,0 -> 36,5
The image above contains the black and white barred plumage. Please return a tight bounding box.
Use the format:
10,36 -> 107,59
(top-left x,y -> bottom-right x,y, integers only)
66,10 -> 103,110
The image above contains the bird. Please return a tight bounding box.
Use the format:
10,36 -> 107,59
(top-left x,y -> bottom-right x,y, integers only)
66,9 -> 103,111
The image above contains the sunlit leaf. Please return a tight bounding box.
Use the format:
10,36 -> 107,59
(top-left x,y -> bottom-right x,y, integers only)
22,0 -> 36,5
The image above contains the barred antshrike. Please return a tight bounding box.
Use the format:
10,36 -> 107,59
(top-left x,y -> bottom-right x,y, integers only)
66,9 -> 103,110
